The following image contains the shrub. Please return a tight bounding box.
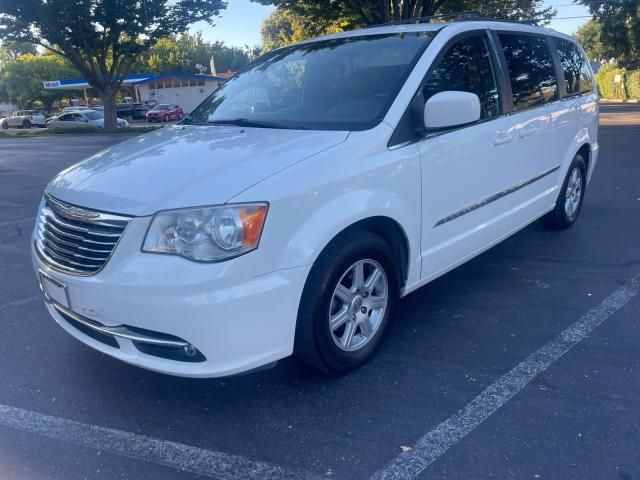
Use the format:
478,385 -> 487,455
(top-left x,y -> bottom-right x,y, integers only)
595,64 -> 626,99
48,126 -> 102,134
625,70 -> 640,100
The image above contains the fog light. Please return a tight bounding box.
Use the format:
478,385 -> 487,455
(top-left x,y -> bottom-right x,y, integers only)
184,344 -> 198,357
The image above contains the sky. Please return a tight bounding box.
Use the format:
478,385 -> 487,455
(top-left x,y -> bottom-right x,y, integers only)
191,0 -> 592,48
190,0 -> 274,48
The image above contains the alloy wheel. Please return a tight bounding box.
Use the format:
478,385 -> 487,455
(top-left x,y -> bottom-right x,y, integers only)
564,167 -> 583,218
328,259 -> 388,352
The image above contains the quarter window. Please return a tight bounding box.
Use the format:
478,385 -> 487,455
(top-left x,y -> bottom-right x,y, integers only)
423,34 -> 500,120
499,34 -> 558,110
555,38 -> 594,95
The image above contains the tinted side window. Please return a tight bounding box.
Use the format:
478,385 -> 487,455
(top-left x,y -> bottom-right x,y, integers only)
423,35 -> 500,119
499,34 -> 558,110
555,38 -> 594,95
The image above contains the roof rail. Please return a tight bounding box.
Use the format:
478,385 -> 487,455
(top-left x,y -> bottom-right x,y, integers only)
451,15 -> 539,25
364,10 -> 481,29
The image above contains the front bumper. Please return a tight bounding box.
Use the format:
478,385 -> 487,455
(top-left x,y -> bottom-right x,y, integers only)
32,216 -> 309,377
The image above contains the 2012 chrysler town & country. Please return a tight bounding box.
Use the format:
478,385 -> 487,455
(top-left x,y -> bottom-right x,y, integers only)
32,19 -> 598,377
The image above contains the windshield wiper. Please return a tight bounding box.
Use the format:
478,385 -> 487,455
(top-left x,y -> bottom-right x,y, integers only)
179,115 -> 206,126
206,118 -> 293,129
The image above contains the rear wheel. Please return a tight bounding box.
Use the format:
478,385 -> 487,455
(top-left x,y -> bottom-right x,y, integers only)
541,154 -> 587,230
1,120 -> 7,130
294,232 -> 398,374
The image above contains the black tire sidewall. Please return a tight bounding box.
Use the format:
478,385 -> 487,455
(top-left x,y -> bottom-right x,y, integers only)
299,234 -> 398,373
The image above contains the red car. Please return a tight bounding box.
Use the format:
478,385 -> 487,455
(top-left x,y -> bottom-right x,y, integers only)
146,104 -> 183,122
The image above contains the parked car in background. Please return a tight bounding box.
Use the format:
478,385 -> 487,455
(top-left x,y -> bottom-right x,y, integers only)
116,102 -> 148,121
1,110 -> 46,129
146,104 -> 183,122
62,106 -> 94,113
33,20 -> 598,378
46,110 -> 129,128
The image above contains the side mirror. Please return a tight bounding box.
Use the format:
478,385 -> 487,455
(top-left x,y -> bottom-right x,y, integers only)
424,91 -> 481,130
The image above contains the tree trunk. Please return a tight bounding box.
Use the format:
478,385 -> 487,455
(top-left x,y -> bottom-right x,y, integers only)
383,0 -> 391,22
392,0 -> 401,20
101,89 -> 118,131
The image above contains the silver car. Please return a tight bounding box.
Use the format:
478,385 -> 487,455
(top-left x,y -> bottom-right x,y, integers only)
46,110 -> 129,128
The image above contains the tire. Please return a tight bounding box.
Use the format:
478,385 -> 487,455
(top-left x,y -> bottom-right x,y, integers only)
1,121 -> 7,130
22,119 -> 31,129
163,115 -> 169,122
541,154 -> 587,230
294,232 -> 399,374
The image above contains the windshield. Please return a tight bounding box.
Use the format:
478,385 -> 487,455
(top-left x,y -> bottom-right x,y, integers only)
153,105 -> 171,111
84,111 -> 103,120
188,32 -> 436,131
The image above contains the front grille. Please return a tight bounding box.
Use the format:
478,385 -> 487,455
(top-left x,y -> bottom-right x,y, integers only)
35,195 -> 131,275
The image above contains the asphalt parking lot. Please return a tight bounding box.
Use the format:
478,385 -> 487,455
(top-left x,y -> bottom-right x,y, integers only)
0,103 -> 639,480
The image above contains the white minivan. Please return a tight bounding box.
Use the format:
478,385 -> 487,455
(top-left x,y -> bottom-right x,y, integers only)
32,20 -> 598,377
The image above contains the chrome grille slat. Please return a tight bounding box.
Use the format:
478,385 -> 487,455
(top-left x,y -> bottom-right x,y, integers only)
35,196 -> 131,275
41,210 -> 124,238
42,237 -> 110,262
41,221 -> 118,246
40,228 -> 113,253
38,242 -> 102,270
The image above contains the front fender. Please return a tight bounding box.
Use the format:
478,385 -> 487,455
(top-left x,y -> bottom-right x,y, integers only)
282,188 -> 420,285
231,124 -> 422,287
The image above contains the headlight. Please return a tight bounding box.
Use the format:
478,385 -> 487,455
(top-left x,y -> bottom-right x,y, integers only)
142,203 -> 268,262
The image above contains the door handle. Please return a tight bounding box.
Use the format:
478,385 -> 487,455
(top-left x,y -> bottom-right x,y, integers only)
493,132 -> 513,145
519,126 -> 539,138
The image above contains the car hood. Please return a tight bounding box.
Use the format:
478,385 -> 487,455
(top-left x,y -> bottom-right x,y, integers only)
46,125 -> 349,216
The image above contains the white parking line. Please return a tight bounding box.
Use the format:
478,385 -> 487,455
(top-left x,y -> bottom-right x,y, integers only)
371,273 -> 640,480
0,403 -> 323,480
0,295 -> 40,313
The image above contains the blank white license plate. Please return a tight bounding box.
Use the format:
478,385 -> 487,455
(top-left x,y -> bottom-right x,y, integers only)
40,273 -> 70,309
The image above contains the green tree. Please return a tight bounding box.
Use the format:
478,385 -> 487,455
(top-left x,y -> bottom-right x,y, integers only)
0,53 -> 78,110
134,33 -> 253,75
576,0 -> 640,65
574,20 -> 605,60
0,41 -> 37,67
254,0 -> 554,35
0,0 -> 226,129
261,8 -> 345,51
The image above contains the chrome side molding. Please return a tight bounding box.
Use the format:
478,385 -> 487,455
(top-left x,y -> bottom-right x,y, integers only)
434,165 -> 560,227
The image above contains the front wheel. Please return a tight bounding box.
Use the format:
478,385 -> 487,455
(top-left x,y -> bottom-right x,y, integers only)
541,154 -> 587,230
22,119 -> 31,129
294,232 -> 398,374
